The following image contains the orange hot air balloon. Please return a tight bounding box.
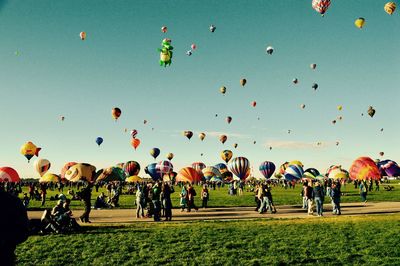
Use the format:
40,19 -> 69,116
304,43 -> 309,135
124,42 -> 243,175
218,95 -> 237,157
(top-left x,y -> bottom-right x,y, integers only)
112,107 -> 121,121
131,138 -> 141,150
349,157 -> 381,181
199,132 -> 206,141
176,167 -> 202,183
80,32 -> 86,40
219,135 -> 227,144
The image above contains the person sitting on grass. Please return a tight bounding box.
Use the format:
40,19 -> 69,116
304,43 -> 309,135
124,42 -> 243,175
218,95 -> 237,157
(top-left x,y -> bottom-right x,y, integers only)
94,192 -> 109,209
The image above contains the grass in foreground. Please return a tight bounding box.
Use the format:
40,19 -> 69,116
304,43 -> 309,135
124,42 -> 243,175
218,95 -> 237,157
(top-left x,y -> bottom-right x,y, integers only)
23,181 -> 400,210
17,214 -> 400,265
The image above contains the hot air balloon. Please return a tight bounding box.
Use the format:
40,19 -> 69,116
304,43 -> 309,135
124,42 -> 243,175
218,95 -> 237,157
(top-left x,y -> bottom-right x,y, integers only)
20,142 -> 41,162
337,105 -> 343,111
191,162 -> 206,175
379,152 -> 384,157
150,148 -> 161,159
226,116 -> 232,124
303,168 -> 320,179
199,132 -> 206,141
191,44 -> 197,50
60,162 -> 77,180
60,116 -> 65,121
253,141 -> 257,144
367,106 -> 376,117
144,163 -> 162,181
183,131 -> 193,140
202,166 -> 221,181
259,161 -> 276,179
112,107 -> 122,121
131,138 -> 141,150
328,167 -> 349,180
176,167 -> 202,183
161,26 -> 167,33
64,163 -> 97,182
220,86 -> 227,95
289,160 -> 304,168
293,78 -> 299,84
130,129 -> 138,139
209,24 -> 216,32
384,2 -> 396,15
95,137 -> 103,146
279,162 -> 289,175
126,175 -> 143,183
378,160 -> 400,177
156,160 -> 173,175
228,157 -> 250,180
215,163 -> 228,174
186,50 -> 192,56
312,83 -> 318,90
233,143 -> 238,149
219,135 -> 227,144
349,157 -> 381,180
0,167 -> 20,182
355,18 -> 366,29
266,46 -> 274,55
300,104 -> 305,109
39,173 -> 60,183
284,164 -> 304,181
80,31 -> 86,40
240,79 -> 247,86
332,120 -> 337,125
96,167 -> 126,182
123,161 -> 140,176
336,141 -> 340,146
310,63 -> 317,70
144,120 -> 148,124
221,150 -> 233,163
252,101 -> 256,107
34,159 -> 51,177
312,0 -> 331,16
167,153 -> 174,161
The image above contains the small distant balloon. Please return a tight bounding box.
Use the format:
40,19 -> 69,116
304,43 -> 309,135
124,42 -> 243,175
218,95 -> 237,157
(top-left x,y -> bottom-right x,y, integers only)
191,44 -> 197,50
380,128 -> 384,132
219,135 -> 227,144
312,83 -> 318,91
209,25 -> 216,32
355,18 -> 366,29
332,120 -> 337,125
300,104 -> 305,109
220,86 -> 227,95
80,32 -> 86,40
112,107 -> 122,121
240,79 -> 247,86
252,101 -> 256,107
183,131 -> 193,140
167,153 -> 174,161
130,129 -> 138,139
368,106 -> 376,117
226,116 -> 232,124
60,116 -> 65,121
384,2 -> 396,15
269,146 -> 272,150
266,46 -> 274,55
233,143 -> 238,149
336,141 -> 340,146
288,130 -> 291,134
379,152 -> 384,157
253,141 -> 256,144
186,50 -> 192,56
199,132 -> 206,141
161,26 -> 167,33
337,105 -> 343,111
293,78 -> 299,84
310,63 -> 317,70
96,137 -> 103,146
144,120 -> 147,124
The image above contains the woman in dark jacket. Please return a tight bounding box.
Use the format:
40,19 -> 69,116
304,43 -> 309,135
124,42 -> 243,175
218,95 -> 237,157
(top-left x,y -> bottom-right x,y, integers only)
313,182 -> 325,216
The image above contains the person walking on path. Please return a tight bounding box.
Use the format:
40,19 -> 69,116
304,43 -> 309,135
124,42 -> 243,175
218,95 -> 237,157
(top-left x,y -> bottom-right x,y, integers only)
331,182 -> 341,215
359,180 -> 368,203
135,186 -> 146,218
180,185 -> 188,212
201,185 -> 209,209
187,184 -> 198,212
305,182 -> 314,215
301,183 -> 308,210
313,182 -> 325,217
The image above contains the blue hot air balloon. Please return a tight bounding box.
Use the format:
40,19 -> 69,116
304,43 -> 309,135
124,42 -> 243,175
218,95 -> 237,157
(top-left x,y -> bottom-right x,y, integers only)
144,163 -> 162,181
95,137 -> 103,146
259,161 -> 276,179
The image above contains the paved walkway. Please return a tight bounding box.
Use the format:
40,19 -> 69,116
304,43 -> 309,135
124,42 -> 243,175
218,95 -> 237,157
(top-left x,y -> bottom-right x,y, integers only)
27,201 -> 400,223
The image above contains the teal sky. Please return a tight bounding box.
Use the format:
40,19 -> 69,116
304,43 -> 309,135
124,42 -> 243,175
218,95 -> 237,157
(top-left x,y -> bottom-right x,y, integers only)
1,0 -> 399,178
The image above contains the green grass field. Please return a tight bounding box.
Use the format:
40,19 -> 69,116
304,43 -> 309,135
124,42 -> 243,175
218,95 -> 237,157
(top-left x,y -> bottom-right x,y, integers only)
22,181 -> 400,210
16,214 -> 400,265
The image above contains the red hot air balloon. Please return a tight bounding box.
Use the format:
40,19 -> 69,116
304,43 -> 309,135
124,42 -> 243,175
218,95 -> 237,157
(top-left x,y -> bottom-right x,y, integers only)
349,157 -> 381,180
252,101 -> 256,107
226,116 -> 232,124
112,107 -> 122,121
131,138 -> 141,150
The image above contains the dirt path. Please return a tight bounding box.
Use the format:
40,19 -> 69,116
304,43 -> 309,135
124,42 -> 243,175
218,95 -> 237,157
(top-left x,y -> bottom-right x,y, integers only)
27,201 -> 400,223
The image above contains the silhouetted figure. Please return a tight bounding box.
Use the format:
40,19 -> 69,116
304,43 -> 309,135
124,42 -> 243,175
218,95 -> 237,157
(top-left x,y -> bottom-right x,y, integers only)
0,190 -> 29,265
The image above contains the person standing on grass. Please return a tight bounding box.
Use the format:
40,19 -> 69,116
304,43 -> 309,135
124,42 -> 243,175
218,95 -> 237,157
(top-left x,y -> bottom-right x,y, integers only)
331,182 -> 341,215
135,186 -> 145,218
162,183 -> 174,221
359,180 -> 368,203
301,182 -> 308,210
152,182 -> 161,221
313,182 -> 325,217
180,185 -> 188,212
79,183 -> 93,223
375,179 -> 380,191
40,182 -> 47,206
187,184 -> 198,212
305,182 -> 314,215
254,184 -> 261,211
258,184 -> 266,214
201,184 -> 209,209
265,186 -> 277,213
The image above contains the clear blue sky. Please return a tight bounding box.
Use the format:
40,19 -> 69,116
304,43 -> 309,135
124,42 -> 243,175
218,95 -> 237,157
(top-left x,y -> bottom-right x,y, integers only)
0,0 -> 399,178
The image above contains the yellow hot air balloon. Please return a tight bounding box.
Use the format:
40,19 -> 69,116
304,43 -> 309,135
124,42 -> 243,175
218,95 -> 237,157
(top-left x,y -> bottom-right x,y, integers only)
126,175 -> 143,183
221,150 -> 233,163
167,153 -> 174,161
355,18 -> 365,29
20,142 -> 41,162
337,105 -> 343,111
34,159 -> 51,177
289,160 -> 304,168
384,2 -> 396,15
39,173 -> 60,183
199,132 -> 206,141
220,86 -> 227,95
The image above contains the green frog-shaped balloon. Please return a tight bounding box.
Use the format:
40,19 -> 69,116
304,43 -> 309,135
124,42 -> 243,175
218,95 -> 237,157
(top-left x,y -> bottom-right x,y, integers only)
158,38 -> 173,67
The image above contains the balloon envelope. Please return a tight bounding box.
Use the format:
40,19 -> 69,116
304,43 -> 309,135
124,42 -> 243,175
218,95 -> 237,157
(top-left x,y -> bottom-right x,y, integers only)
0,167 -> 20,182
34,159 -> 51,177
284,164 -> 304,181
64,163 -> 97,182
144,163 -> 162,181
228,157 -> 250,180
202,166 -> 221,181
176,167 -> 202,183
126,175 -> 143,183
150,148 -> 161,159
39,173 -> 60,183
259,161 -> 276,179
96,167 -> 126,182
156,160 -> 173,175
123,161 -> 140,176
349,157 -> 380,180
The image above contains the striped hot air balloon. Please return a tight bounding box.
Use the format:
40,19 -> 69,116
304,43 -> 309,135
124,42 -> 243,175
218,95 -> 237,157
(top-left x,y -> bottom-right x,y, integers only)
144,163 -> 162,181
284,164 -> 304,181
228,157 -> 250,180
312,0 -> 331,16
303,168 -> 320,179
123,161 -> 140,176
191,162 -> 206,177
202,166 -> 221,181
259,161 -> 275,179
176,167 -> 202,183
384,2 -> 396,15
156,160 -> 173,175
